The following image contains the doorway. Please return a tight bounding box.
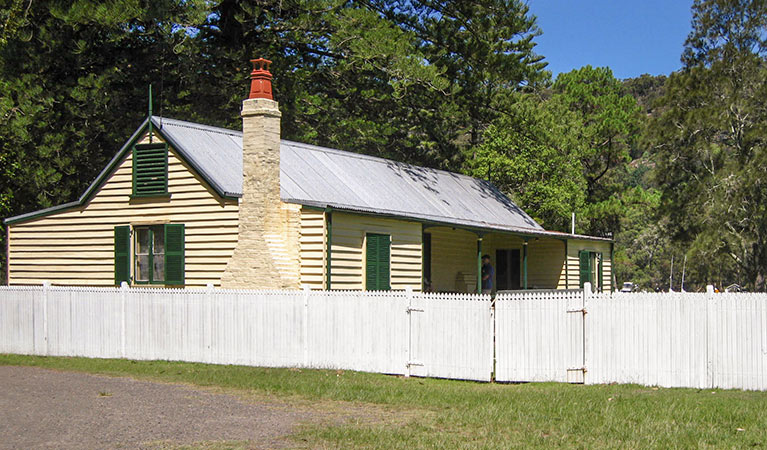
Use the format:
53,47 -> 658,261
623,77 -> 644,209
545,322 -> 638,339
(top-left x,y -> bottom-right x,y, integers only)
496,249 -> 521,290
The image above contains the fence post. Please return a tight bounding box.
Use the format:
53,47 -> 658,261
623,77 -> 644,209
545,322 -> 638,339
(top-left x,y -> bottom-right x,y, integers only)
582,282 -> 591,384
120,281 -> 128,358
42,281 -> 50,356
206,283 -> 214,363
405,286 -> 413,377
302,285 -> 311,368
491,290 -> 496,382
706,284 -> 715,388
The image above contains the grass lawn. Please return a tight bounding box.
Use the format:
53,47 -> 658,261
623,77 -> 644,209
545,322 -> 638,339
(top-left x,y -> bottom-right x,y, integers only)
2,354 -> 766,448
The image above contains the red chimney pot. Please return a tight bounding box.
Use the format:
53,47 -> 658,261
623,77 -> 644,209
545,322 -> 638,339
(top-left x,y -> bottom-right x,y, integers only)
248,58 -> 273,100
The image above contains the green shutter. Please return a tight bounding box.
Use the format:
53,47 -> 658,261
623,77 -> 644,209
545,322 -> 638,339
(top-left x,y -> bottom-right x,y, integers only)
378,234 -> 390,291
114,226 -> 131,285
366,234 -> 379,290
133,143 -> 168,196
579,250 -> 591,289
366,233 -> 391,291
164,224 -> 185,285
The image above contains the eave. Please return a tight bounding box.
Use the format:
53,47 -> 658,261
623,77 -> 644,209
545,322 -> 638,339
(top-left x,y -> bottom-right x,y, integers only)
294,201 -> 613,243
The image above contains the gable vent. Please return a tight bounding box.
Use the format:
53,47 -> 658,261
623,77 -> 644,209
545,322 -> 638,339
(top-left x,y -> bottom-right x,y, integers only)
133,143 -> 168,197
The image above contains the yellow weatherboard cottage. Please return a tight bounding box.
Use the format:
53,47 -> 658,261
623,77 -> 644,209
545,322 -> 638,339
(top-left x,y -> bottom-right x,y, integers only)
4,58 -> 613,292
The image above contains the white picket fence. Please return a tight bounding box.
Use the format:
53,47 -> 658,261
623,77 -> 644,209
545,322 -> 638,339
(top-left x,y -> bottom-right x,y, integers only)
495,284 -> 767,390
2,283 -> 767,389
0,284 -> 493,381
587,289 -> 767,390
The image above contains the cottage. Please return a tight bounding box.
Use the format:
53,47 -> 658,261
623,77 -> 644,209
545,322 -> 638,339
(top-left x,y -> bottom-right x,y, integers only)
4,58 -> 613,292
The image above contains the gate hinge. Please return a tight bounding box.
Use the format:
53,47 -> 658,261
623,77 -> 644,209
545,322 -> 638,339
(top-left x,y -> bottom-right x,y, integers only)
566,308 -> 587,314
407,307 -> 424,313
407,361 -> 424,367
567,367 -> 588,373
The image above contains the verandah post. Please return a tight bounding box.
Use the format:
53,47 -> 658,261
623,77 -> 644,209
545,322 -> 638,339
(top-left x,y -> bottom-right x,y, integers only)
476,237 -> 483,293
325,208 -> 332,290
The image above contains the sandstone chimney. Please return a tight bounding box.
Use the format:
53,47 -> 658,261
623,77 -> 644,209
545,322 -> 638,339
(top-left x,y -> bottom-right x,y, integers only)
241,58 -> 281,232
222,58 -> 299,289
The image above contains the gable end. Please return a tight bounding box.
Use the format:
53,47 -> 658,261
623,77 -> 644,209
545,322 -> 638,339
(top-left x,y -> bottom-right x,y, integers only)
4,117 -> 239,225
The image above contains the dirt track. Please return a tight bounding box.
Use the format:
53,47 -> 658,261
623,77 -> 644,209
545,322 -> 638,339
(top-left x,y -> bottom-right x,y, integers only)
0,366 -> 318,449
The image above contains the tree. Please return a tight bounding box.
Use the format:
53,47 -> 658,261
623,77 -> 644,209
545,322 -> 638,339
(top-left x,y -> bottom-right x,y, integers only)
367,0 -> 549,167
463,94 -> 585,231
464,66 -> 640,236
612,187 -> 675,291
552,66 -> 641,236
650,0 -> 767,290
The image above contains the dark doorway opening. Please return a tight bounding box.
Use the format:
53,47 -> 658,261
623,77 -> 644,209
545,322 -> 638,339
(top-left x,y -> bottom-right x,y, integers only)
496,249 -> 521,290
422,232 -> 432,290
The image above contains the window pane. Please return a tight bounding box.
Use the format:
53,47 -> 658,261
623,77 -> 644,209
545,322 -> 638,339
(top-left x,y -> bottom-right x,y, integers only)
136,255 -> 149,281
153,256 -> 165,282
136,228 -> 150,255
152,226 -> 164,255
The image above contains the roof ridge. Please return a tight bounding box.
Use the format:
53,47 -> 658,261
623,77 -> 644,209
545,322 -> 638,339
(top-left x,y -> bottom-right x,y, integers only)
153,116 -> 242,137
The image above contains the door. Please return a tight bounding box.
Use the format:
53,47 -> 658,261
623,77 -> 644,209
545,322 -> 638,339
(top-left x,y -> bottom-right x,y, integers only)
496,249 -> 521,290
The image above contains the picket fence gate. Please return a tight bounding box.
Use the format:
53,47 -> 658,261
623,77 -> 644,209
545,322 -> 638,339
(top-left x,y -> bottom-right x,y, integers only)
495,288 -> 586,383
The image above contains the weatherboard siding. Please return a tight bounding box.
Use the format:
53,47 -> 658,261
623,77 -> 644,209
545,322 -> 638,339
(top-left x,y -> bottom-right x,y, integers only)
299,207 -> 326,289
329,212 -> 422,291
7,133 -> 239,288
564,239 -> 612,291
528,238 -> 568,289
429,227 -> 478,292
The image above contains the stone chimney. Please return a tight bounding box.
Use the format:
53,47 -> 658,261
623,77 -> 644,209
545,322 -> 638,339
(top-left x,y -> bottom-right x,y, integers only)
222,58 -> 300,289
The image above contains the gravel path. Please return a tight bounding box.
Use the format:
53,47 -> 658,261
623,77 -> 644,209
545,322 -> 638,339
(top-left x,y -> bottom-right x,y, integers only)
0,366 -> 320,449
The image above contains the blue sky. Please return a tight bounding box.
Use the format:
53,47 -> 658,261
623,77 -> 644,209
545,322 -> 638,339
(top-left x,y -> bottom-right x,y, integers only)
529,1 -> 694,80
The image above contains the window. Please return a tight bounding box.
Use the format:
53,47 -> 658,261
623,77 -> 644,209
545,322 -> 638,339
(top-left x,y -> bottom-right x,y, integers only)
135,226 -> 165,283
114,224 -> 184,285
579,250 -> 603,292
132,143 -> 168,197
366,233 -> 390,291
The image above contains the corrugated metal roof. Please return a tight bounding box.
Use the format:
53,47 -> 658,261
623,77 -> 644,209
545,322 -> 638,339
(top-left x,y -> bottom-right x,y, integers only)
154,117 -> 545,234
279,141 -> 545,232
